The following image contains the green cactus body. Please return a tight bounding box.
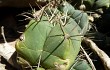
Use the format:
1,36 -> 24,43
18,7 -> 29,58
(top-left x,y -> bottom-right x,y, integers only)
58,2 -> 89,35
83,0 -> 110,10
95,0 -> 110,8
15,1 -> 89,70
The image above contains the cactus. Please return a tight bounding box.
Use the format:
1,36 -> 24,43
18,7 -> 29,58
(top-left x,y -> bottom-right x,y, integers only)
58,2 -> 89,34
72,59 -> 92,70
15,1 -> 90,70
83,0 -> 110,10
95,0 -> 110,9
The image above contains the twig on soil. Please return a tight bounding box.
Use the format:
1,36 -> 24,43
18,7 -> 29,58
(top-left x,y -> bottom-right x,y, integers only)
83,37 -> 110,70
80,46 -> 96,70
1,26 -> 7,43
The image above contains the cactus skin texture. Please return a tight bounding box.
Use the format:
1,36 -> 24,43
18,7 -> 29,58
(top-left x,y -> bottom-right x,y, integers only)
15,1 -> 90,70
